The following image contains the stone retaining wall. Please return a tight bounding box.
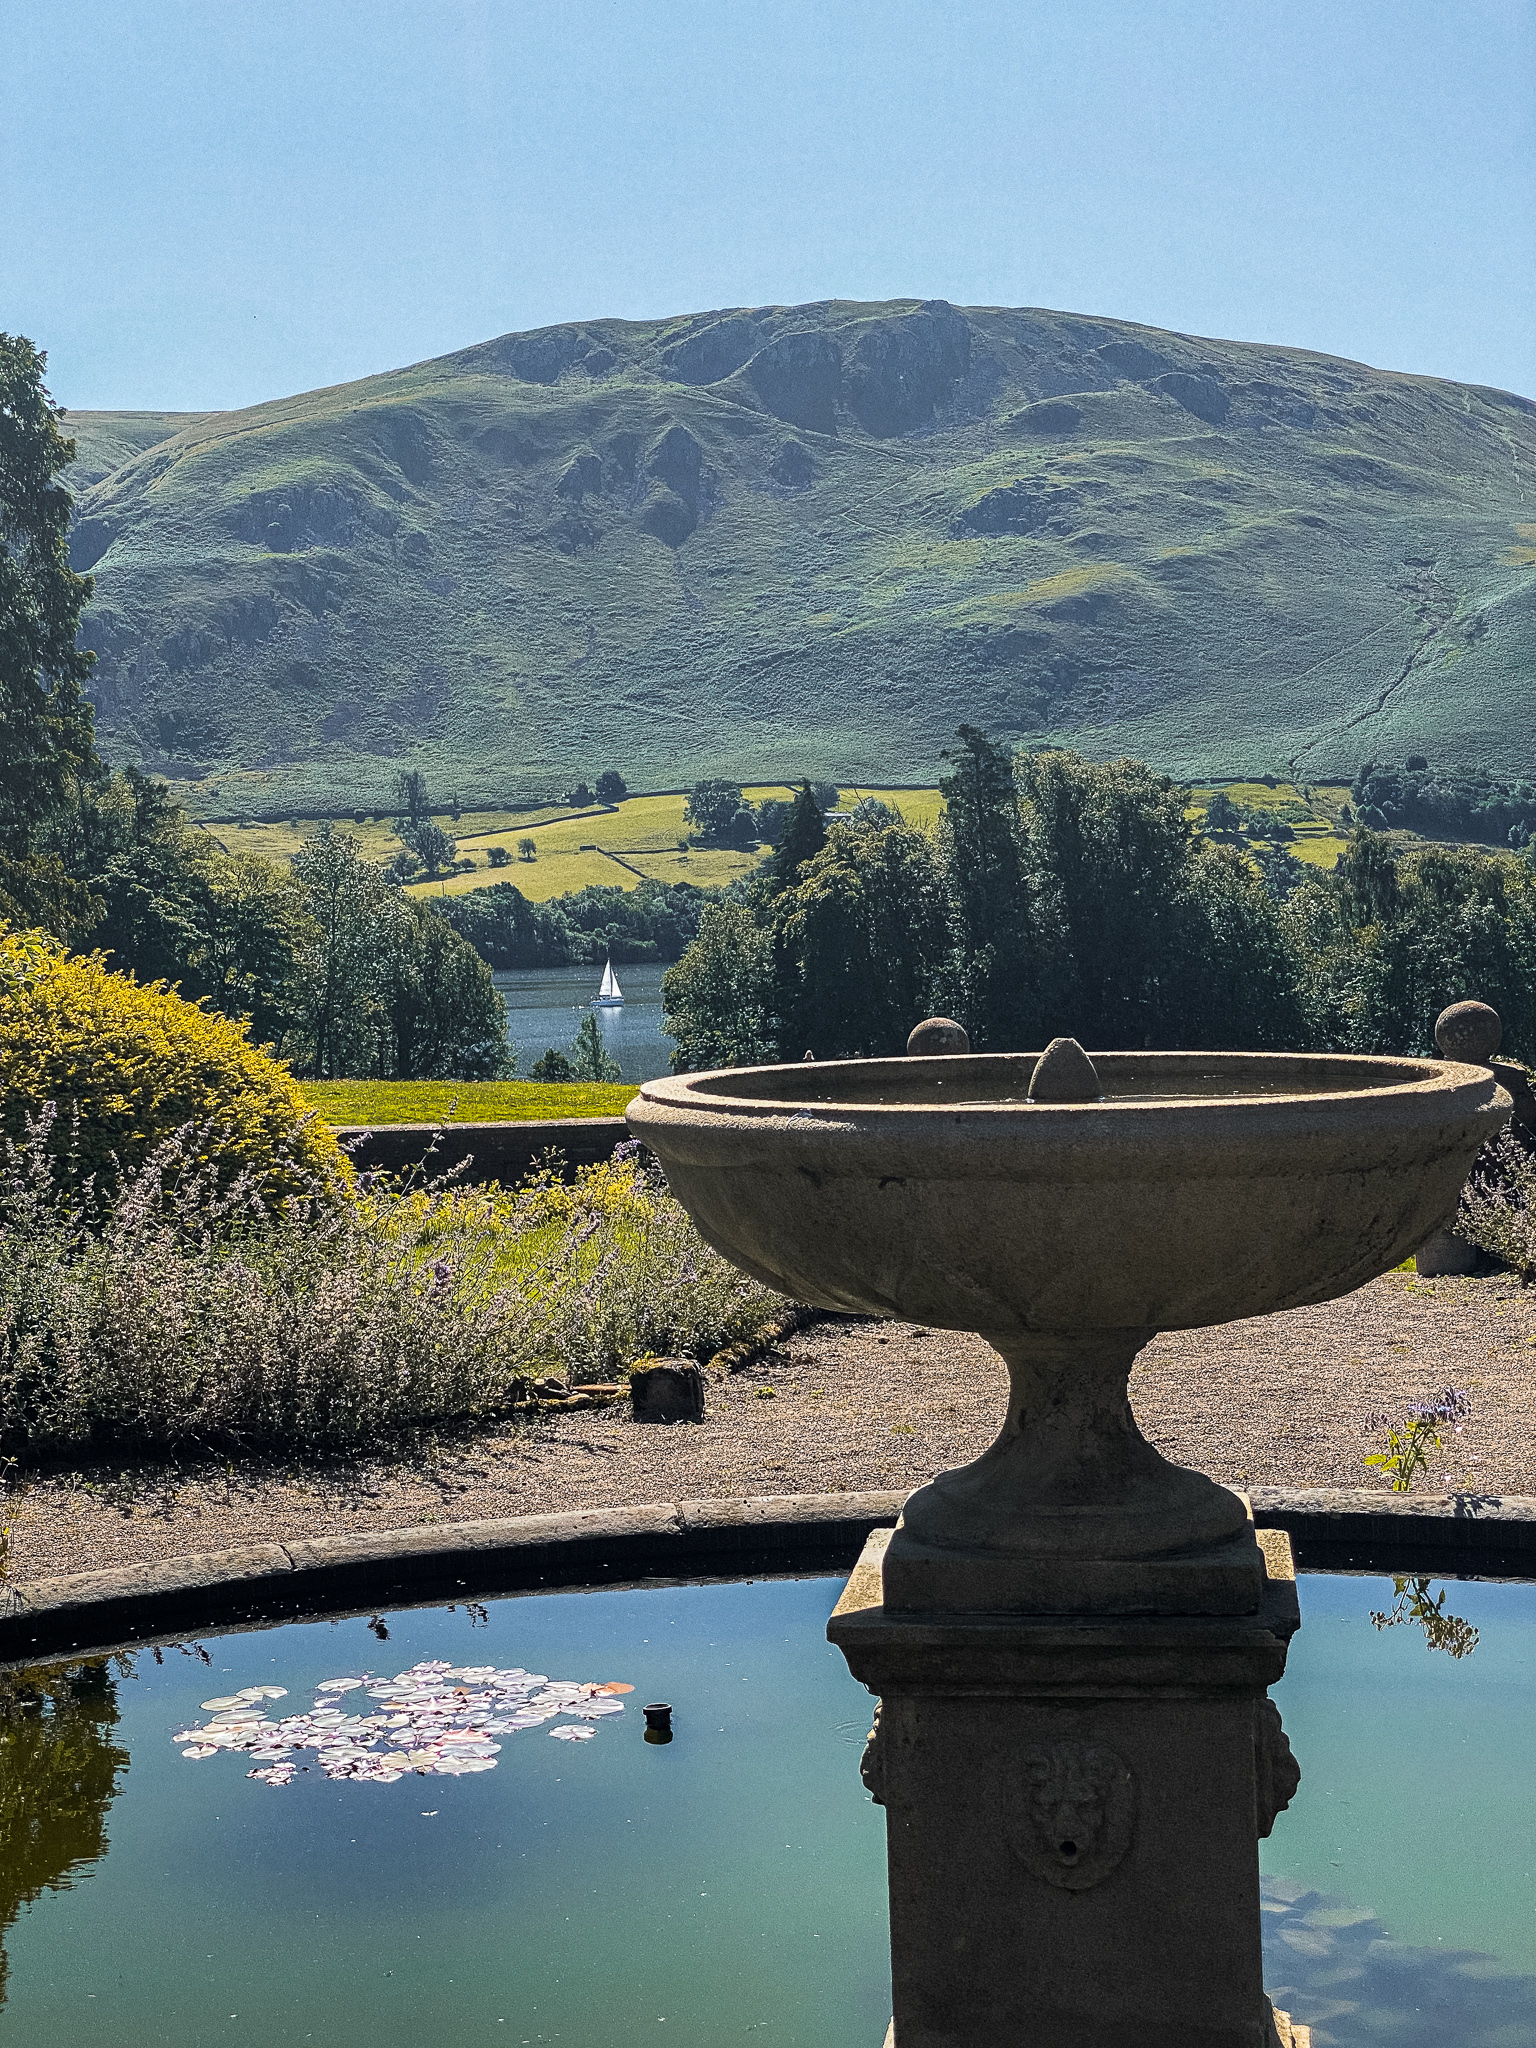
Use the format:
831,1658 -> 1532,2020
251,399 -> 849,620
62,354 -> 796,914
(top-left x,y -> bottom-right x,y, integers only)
337,1117 -> 631,1183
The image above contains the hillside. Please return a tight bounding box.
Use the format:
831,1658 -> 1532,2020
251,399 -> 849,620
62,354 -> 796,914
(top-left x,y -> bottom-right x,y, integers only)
65,299 -> 1536,818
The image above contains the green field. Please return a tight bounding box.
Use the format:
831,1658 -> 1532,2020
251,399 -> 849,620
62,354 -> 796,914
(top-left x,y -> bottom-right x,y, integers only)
300,1078 -> 637,1124
65,298 -> 1536,821
208,785 -> 949,897
1186,781 -> 1354,869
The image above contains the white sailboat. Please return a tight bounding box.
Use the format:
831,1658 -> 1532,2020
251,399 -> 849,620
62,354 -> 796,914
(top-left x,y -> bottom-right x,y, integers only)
593,957 -> 624,1007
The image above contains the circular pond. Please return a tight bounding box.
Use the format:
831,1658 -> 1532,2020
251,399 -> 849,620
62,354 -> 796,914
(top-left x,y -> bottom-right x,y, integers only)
4,1570 -> 1536,2047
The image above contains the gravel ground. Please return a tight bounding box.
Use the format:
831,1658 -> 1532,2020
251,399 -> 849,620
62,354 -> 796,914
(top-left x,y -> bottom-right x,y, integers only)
10,1269 -> 1536,1581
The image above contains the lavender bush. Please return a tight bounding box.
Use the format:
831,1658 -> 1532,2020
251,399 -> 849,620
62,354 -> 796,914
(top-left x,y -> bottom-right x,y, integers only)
1362,1387 -> 1472,1493
0,1112 -> 782,1458
1457,1123 -> 1536,1278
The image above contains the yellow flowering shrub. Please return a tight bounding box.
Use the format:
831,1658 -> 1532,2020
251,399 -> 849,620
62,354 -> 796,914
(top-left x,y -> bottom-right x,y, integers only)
0,926 -> 348,1204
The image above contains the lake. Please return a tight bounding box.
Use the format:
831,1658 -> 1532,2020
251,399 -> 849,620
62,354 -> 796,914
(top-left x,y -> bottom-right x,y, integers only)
494,961 -> 675,1082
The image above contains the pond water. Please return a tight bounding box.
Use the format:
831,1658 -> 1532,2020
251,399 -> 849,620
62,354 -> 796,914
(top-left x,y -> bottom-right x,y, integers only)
495,963 -> 674,1083
5,1571 -> 1536,2046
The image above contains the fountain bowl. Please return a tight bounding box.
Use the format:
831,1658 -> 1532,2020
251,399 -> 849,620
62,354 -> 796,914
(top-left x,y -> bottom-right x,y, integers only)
632,1050 -> 1506,1604
628,1050 -> 1506,1340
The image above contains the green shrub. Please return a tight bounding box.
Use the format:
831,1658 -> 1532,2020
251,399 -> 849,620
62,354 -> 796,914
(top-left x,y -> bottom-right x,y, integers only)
0,926 -> 347,1204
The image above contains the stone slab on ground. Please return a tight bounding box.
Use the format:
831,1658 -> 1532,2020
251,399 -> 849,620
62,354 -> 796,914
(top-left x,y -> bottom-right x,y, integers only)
9,1269 -> 1536,1583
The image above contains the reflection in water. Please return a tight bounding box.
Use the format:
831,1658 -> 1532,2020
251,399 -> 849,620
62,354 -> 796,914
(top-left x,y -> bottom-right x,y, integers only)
1369,1577 -> 1480,1658
1263,1879 -> 1536,2046
0,1662 -> 129,2009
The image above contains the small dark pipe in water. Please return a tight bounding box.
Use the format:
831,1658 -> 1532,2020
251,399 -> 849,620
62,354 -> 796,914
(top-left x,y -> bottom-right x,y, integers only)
643,1702 -> 674,1744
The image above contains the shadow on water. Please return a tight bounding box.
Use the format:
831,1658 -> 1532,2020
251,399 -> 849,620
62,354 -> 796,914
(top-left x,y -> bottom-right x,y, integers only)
1263,1879 -> 1536,2046
0,1661 -> 129,2010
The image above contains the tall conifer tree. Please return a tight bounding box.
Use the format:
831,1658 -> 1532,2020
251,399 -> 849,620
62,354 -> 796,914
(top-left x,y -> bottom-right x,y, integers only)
0,336 -> 98,844
770,781 -> 826,890
939,725 -> 1033,1048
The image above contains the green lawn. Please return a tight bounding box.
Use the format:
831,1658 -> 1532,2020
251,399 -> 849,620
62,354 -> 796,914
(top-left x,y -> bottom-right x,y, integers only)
300,1079 -> 638,1125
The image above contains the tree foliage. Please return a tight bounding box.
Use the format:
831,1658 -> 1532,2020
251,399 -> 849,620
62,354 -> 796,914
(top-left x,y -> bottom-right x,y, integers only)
45,768 -> 307,1046
1015,750 -> 1195,1047
442,876 -> 709,969
0,336 -> 98,864
662,899 -> 777,1071
1285,832 -> 1536,1056
529,1011 -> 621,1083
939,725 -> 1031,1048
380,896 -> 509,1080
1353,757 -> 1536,849
774,820 -> 951,1059
289,826 -> 397,1078
288,826 -> 510,1080
662,729 -> 1536,1073
685,779 -> 749,845
769,781 -> 827,892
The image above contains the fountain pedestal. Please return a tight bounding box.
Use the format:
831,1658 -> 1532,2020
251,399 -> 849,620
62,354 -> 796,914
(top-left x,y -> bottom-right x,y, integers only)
831,1525 -> 1301,2047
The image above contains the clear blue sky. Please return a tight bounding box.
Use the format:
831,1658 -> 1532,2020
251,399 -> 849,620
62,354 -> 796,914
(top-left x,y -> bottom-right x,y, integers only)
3,0 -> 1532,413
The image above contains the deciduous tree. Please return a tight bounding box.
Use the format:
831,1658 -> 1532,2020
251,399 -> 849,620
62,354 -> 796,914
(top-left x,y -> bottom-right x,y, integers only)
773,820 -> 953,1059
662,898 -> 776,1070
685,779 -> 746,845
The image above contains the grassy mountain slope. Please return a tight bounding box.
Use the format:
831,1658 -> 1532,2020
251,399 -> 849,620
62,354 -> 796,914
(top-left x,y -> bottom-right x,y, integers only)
66,300 -> 1536,817
65,410 -> 213,490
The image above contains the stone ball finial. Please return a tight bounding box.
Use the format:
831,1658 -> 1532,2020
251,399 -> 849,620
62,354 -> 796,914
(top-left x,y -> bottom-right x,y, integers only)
907,1017 -> 971,1057
1435,1000 -> 1502,1067
1028,1036 -> 1103,1103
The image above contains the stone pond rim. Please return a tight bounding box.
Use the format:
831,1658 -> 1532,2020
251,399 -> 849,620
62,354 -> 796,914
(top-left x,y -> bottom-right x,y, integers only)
7,1489 -> 1536,1671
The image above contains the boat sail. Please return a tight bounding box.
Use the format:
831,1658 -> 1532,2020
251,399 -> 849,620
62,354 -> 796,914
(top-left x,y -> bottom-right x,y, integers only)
593,957 -> 624,1007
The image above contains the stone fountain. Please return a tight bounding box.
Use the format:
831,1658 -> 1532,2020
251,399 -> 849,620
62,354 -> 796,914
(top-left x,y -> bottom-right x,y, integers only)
627,1043 -> 1506,2045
